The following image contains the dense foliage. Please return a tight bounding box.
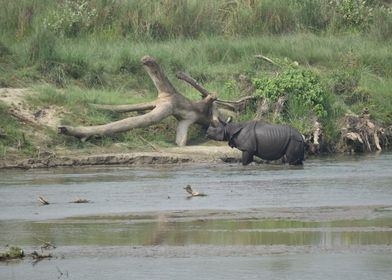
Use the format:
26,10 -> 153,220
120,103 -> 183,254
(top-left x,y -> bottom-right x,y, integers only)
254,68 -> 327,118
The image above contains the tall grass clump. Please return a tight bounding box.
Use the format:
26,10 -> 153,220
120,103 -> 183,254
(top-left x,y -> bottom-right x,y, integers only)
0,102 -> 36,157
1,0 -> 392,40
28,30 -> 57,63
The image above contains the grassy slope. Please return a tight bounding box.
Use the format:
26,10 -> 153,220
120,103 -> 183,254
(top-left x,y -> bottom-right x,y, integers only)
0,0 -> 391,159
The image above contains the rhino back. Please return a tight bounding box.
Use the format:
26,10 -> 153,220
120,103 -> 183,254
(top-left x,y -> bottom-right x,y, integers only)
254,123 -> 292,160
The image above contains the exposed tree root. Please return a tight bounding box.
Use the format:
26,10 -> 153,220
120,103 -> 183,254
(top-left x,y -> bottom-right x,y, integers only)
59,56 -> 253,146
341,109 -> 385,153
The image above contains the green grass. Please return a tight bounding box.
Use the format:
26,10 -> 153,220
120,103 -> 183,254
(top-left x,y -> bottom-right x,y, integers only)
0,102 -> 37,158
0,0 -> 391,156
1,0 -> 391,39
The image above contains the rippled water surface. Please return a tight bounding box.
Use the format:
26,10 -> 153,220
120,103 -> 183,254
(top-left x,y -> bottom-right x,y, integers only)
0,152 -> 391,280
0,153 -> 391,220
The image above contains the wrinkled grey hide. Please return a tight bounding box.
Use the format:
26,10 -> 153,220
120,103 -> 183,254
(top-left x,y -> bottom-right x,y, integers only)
207,121 -> 304,165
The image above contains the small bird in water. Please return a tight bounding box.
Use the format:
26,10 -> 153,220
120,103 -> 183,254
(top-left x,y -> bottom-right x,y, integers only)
184,185 -> 207,197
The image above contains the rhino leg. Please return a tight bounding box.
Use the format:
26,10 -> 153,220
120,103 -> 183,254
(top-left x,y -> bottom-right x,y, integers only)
242,151 -> 254,165
285,138 -> 304,165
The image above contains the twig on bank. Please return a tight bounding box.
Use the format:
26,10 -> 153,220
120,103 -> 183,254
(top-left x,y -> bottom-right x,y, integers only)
138,135 -> 162,152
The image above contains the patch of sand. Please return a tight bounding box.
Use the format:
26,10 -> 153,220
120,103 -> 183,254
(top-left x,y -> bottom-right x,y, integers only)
0,88 -> 65,128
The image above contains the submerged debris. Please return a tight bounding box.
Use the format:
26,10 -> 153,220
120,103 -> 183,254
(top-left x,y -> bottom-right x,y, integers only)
38,196 -> 50,205
184,185 -> 207,197
0,246 -> 24,261
30,250 -> 52,260
71,198 -> 90,203
35,237 -> 56,250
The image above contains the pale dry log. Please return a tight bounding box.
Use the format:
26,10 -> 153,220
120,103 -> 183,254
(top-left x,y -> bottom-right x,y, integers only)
59,56 -> 217,146
59,104 -> 173,142
90,102 -> 156,113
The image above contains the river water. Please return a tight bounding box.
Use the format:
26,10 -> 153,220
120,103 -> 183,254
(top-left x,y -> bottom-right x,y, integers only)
0,152 -> 391,279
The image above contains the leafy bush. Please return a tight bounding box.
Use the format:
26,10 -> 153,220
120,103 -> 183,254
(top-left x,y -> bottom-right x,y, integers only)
43,0 -> 97,37
253,67 -> 328,118
331,0 -> 375,30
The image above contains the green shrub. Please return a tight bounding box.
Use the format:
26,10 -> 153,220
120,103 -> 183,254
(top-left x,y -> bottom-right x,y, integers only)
330,70 -> 360,95
330,0 -> 375,30
253,67 -> 328,118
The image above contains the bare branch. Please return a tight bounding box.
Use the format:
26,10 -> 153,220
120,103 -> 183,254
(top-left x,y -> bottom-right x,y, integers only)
254,54 -> 280,66
176,71 -> 211,98
176,71 -> 255,111
142,56 -> 179,95
215,96 -> 256,111
91,102 -> 156,113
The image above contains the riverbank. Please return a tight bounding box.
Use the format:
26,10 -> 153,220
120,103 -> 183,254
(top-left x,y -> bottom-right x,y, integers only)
1,86 -> 390,170
0,145 -> 242,169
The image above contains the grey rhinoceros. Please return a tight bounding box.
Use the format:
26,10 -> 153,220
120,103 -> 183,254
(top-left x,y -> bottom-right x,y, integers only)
207,120 -> 304,165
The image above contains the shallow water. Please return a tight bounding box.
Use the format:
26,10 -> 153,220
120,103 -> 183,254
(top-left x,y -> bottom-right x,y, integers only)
0,152 -> 392,279
0,153 -> 391,221
2,253 -> 392,280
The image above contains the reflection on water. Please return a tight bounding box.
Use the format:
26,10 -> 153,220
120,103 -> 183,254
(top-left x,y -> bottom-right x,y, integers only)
1,217 -> 391,247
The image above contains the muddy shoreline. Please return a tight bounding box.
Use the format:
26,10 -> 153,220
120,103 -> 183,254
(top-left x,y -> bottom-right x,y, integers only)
0,145 -> 244,169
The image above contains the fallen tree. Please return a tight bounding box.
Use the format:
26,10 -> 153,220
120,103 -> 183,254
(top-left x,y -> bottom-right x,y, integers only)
58,56 -> 254,146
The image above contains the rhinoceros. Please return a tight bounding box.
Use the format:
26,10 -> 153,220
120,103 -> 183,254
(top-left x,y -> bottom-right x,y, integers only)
207,120 -> 304,165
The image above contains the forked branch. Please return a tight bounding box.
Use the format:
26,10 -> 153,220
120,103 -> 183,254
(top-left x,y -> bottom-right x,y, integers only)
176,71 -> 255,111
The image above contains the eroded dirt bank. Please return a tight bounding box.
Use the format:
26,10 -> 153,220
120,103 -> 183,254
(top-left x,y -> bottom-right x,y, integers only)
0,145 -> 242,169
